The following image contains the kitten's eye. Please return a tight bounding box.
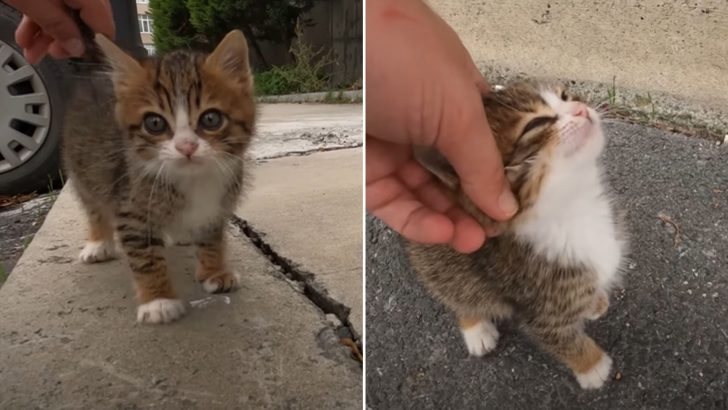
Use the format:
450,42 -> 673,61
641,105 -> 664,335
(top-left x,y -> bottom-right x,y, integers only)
199,109 -> 224,131
560,90 -> 569,101
143,113 -> 167,135
521,116 -> 557,137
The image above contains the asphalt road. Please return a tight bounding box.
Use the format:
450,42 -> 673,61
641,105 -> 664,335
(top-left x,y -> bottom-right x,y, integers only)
366,121 -> 728,409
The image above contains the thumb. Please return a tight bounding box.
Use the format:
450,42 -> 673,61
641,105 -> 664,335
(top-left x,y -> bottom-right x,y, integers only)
471,65 -> 491,97
435,88 -> 518,222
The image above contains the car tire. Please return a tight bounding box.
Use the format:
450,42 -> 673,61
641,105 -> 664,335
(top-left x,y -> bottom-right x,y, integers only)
0,3 -> 67,195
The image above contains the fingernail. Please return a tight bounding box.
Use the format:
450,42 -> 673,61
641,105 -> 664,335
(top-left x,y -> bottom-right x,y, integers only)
61,38 -> 84,56
498,187 -> 519,217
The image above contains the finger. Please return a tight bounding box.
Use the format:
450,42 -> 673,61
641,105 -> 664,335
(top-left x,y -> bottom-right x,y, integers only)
48,41 -> 74,59
395,158 -> 432,189
66,0 -> 116,38
367,177 -> 455,244
15,17 -> 42,49
446,207 -> 486,253
471,65 -> 491,96
366,175 -> 407,211
365,135 -> 411,182
23,34 -> 53,64
16,4 -> 85,57
396,159 -> 456,212
436,89 -> 519,222
413,180 -> 454,213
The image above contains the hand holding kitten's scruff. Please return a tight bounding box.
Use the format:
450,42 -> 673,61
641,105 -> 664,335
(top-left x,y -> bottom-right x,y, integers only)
7,0 -> 115,64
366,0 -> 518,253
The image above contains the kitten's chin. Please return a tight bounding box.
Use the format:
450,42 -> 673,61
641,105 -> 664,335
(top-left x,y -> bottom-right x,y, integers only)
560,123 -> 604,160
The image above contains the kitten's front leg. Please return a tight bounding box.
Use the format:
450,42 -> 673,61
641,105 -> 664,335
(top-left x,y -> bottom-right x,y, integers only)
116,211 -> 186,324
195,224 -> 240,294
458,315 -> 500,356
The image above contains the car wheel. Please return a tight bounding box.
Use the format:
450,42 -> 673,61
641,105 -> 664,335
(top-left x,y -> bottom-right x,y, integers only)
0,3 -> 67,195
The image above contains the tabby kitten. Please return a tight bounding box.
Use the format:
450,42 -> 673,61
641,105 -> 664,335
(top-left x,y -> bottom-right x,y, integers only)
409,81 -> 626,389
62,31 -> 255,324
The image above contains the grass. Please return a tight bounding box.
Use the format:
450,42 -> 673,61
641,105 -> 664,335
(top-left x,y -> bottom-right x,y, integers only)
600,77 -> 725,142
321,90 -> 362,104
0,264 -> 7,284
44,169 -> 65,201
22,235 -> 33,250
607,76 -> 617,106
604,101 -> 724,141
46,175 -> 57,200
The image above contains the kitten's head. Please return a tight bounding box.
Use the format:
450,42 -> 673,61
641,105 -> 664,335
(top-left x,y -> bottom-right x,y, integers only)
484,81 -> 605,209
417,80 -> 605,221
95,31 -> 255,178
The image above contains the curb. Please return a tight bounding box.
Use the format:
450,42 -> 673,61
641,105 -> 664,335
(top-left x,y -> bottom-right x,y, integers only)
257,90 -> 362,104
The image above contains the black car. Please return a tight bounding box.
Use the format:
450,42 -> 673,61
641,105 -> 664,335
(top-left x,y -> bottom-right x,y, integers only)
0,1 -> 146,195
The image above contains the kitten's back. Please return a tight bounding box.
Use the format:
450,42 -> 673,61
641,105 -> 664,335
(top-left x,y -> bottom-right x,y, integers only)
62,73 -> 126,204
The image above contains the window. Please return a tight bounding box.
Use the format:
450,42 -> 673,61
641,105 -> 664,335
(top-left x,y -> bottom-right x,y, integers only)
144,45 -> 156,56
138,14 -> 153,34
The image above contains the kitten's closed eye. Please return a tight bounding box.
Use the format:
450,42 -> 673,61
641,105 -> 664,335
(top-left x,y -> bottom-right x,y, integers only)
520,116 -> 557,139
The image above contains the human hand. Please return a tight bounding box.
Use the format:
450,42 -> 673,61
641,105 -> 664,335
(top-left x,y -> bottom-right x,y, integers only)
366,0 -> 518,253
7,0 -> 115,64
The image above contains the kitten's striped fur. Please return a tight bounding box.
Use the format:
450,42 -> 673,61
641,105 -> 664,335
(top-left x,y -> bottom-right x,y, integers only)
63,31 -> 255,324
409,81 -> 626,389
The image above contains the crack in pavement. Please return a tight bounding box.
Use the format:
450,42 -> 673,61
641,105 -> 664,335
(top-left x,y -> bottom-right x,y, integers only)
230,216 -> 362,365
257,143 -> 363,161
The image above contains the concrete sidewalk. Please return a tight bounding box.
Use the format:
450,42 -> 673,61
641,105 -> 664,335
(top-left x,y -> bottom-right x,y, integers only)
239,149 -> 363,337
366,121 -> 728,409
0,103 -> 363,409
0,188 -> 361,409
430,0 -> 728,111
250,104 -> 362,159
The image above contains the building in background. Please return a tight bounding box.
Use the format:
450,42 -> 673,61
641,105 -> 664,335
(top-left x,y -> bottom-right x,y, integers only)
135,0 -> 155,55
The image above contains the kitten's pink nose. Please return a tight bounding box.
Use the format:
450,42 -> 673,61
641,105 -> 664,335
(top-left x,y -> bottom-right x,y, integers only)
175,140 -> 199,158
573,103 -> 590,119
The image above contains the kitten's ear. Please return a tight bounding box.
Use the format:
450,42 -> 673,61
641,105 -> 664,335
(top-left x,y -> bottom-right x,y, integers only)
413,147 -> 460,190
205,30 -> 252,88
94,33 -> 143,89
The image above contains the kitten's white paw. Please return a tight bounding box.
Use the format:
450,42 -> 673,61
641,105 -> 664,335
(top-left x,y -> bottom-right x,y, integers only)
202,272 -> 241,294
79,241 -> 116,264
461,321 -> 499,357
136,298 -> 187,324
575,354 -> 613,389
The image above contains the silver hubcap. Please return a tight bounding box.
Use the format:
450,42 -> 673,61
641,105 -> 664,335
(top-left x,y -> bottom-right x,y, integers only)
0,40 -> 51,174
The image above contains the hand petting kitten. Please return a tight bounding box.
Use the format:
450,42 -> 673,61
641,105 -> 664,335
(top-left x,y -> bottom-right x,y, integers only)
365,0 -> 518,254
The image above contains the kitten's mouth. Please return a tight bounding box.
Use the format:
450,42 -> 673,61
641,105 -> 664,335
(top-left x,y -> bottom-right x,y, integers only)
173,156 -> 205,167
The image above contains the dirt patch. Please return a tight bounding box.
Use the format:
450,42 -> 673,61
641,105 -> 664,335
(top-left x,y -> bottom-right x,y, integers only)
0,194 -> 57,284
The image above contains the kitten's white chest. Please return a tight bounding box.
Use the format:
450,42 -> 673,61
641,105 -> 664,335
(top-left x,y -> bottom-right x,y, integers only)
515,164 -> 624,289
166,179 -> 227,242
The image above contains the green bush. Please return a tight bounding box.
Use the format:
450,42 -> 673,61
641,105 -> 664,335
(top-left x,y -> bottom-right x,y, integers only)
254,21 -> 334,95
255,70 -> 294,95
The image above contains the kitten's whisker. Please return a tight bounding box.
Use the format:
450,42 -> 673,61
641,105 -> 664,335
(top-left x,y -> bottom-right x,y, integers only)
212,157 -> 239,188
